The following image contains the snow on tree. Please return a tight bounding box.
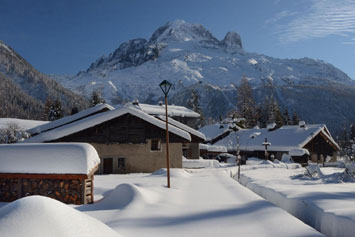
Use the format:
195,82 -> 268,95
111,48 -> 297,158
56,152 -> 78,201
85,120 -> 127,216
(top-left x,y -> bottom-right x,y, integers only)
90,90 -> 105,107
0,123 -> 30,144
187,88 -> 205,129
236,75 -> 257,128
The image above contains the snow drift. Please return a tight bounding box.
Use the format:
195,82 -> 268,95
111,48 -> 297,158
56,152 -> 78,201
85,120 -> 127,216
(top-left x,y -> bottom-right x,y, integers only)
0,195 -> 121,237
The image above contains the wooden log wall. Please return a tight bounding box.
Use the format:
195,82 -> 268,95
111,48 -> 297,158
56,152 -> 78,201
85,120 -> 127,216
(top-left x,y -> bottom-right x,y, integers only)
0,176 -> 93,204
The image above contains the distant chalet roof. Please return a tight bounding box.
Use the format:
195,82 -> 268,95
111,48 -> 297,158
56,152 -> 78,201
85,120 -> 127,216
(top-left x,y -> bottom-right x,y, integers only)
23,106 -> 191,143
156,115 -> 206,142
28,103 -> 114,135
129,102 -> 200,118
198,123 -> 231,141
0,143 -> 100,175
214,124 -> 340,152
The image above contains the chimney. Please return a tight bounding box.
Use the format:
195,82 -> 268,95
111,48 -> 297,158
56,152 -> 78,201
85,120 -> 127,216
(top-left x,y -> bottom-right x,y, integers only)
299,121 -> 306,128
132,99 -> 139,106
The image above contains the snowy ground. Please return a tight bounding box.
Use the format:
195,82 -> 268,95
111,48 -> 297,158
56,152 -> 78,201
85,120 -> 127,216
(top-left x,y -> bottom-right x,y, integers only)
0,118 -> 47,130
238,164 -> 355,237
0,159 -> 332,236
75,168 -> 322,237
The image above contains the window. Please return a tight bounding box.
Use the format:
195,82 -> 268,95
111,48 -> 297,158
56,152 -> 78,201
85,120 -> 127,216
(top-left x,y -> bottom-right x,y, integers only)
117,158 -> 125,170
151,139 -> 161,151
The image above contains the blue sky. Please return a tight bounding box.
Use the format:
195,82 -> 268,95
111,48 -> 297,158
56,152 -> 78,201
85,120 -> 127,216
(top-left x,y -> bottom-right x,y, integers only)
1,0 -> 355,79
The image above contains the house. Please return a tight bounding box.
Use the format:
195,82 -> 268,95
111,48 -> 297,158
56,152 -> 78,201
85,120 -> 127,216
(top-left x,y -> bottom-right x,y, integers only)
199,143 -> 228,160
0,143 -> 99,204
28,103 -> 114,136
23,107 -> 191,174
198,122 -> 241,144
155,115 -> 206,159
129,101 -> 200,128
202,122 -> 340,164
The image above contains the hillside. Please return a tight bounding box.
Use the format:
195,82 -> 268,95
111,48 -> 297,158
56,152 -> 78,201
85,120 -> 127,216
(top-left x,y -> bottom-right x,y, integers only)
0,41 -> 89,119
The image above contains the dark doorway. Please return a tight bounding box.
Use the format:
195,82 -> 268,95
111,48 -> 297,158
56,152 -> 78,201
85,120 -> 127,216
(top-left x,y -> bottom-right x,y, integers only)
103,158 -> 113,174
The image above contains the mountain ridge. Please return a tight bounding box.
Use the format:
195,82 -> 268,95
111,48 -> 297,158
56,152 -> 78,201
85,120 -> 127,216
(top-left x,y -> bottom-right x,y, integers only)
45,20 -> 355,132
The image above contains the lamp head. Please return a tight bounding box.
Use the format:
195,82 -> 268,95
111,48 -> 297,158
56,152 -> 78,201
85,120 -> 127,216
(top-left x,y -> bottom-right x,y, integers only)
159,80 -> 172,96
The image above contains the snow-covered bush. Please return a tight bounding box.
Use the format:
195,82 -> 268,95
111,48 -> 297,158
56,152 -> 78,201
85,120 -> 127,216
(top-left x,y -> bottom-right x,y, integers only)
0,123 -> 30,144
281,154 -> 294,163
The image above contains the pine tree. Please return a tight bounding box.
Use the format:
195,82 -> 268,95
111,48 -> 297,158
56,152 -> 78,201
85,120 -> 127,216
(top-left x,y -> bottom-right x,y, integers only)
48,99 -> 63,121
44,97 -> 53,121
292,112 -> 300,125
90,90 -> 105,107
236,75 -> 257,128
283,109 -> 291,125
187,88 -> 205,129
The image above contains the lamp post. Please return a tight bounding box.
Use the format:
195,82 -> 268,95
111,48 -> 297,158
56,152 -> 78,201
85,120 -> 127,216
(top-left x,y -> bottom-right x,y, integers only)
236,135 -> 241,181
159,80 -> 172,188
262,138 -> 271,160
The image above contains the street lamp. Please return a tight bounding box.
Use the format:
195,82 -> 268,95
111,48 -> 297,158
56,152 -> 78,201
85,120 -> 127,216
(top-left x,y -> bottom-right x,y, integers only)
159,80 -> 173,188
262,138 -> 271,160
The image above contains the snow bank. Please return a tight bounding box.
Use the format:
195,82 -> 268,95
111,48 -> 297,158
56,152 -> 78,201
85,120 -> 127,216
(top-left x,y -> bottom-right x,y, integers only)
0,118 -> 48,130
239,168 -> 355,237
0,196 -> 120,237
244,157 -> 301,170
281,154 -> 294,163
151,168 -> 192,177
0,143 -> 100,174
182,157 -> 221,169
87,183 -> 160,211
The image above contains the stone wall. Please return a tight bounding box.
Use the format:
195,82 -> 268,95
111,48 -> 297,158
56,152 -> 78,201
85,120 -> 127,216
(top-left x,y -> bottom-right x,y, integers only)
0,176 -> 92,204
93,141 -> 183,174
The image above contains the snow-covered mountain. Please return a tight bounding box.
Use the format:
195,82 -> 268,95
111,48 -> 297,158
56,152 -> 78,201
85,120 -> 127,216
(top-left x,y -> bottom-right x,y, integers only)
55,20 -> 355,133
0,41 -> 88,119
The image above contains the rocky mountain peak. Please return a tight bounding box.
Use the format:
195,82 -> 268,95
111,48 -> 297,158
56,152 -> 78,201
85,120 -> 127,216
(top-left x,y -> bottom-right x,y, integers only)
149,20 -> 219,45
221,32 -> 242,50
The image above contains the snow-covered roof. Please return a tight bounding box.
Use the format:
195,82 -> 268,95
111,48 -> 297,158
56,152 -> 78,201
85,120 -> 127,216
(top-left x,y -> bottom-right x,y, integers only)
28,103 -> 114,135
129,102 -> 200,118
289,148 -> 310,156
199,144 -> 228,153
0,143 -> 100,174
214,124 -> 340,152
23,106 -> 191,143
198,123 -> 230,141
156,115 -> 205,141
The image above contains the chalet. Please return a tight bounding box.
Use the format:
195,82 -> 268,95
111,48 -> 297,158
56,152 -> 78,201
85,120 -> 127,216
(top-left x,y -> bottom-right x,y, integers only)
0,143 -> 99,204
155,115 -> 206,159
199,144 -> 228,160
201,122 -> 340,164
23,107 -> 191,174
28,103 -> 114,136
129,101 -> 200,128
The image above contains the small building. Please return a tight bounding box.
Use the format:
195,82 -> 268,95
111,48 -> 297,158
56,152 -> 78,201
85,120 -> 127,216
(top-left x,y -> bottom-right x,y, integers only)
0,143 -> 100,204
206,122 -> 340,164
199,144 -> 228,160
23,107 -> 191,174
129,101 -> 200,128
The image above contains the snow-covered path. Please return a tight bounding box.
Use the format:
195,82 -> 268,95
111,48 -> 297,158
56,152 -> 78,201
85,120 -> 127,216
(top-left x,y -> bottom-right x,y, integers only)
79,169 -> 322,236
